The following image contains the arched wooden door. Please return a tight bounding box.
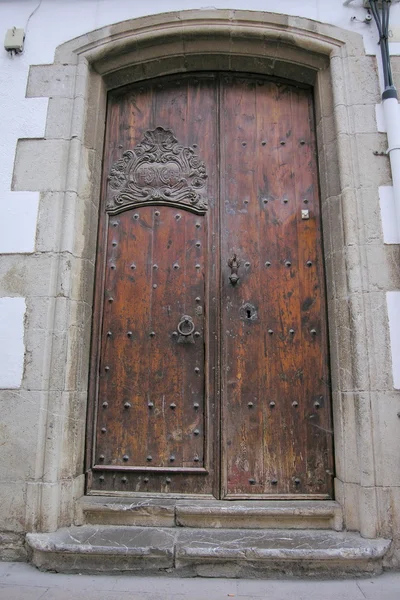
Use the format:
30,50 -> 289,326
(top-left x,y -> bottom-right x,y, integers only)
86,73 -> 334,499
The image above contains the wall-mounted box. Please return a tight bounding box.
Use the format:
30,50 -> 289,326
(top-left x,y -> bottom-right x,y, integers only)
4,28 -> 25,53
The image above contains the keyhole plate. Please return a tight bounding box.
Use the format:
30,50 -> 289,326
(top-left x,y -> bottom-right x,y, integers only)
239,302 -> 258,321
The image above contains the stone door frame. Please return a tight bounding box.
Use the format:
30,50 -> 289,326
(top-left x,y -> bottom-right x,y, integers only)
19,10 -> 386,539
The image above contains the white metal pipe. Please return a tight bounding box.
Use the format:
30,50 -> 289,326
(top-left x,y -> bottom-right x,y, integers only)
383,95 -> 400,242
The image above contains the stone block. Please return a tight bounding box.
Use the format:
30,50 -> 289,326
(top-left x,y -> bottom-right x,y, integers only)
314,67 -> 334,124
346,293 -> 370,390
26,481 -> 61,532
331,297 -> 354,392
72,394 -> 88,478
371,392 -> 400,487
343,56 -> 380,106
64,321 -> 91,392
339,29 -> 367,59
35,192 -> 64,253
0,390 -> 42,480
338,392 -> 360,485
83,73 -> 107,152
58,392 -> 82,479
27,64 -> 77,99
329,56 -> 347,109
23,328 -> 67,391
27,525 -> 176,573
354,133 -> 392,189
37,190 -> 96,260
317,113 -> 337,148
323,139 -> 341,198
345,245 -> 365,294
13,139 -> 70,192
377,487 -> 400,544
58,479 -> 75,527
0,532 -> 26,562
77,148 -> 102,203
358,486 -> 379,539
389,55 -> 400,91
342,481 -> 361,531
328,317 -> 341,394
333,104 -> 351,137
175,528 -> 389,577
64,138 -> 87,196
329,195 -> 346,253
0,481 -> 26,532
355,394 -> 376,487
58,192 -> 92,259
63,255 -> 95,305
336,134 -> 356,192
349,104 -> 379,135
365,244 -> 400,291
74,59 -> 91,100
0,254 -> 62,298
45,97 -> 74,139
332,249 -> 348,300
26,525 -> 390,577
81,497 -> 175,527
317,143 -> 329,202
175,500 -> 342,531
364,292 -> 393,391
357,187 -> 383,245
341,188 -> 360,248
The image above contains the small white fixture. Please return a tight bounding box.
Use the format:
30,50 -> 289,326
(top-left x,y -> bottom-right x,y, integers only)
4,27 -> 25,54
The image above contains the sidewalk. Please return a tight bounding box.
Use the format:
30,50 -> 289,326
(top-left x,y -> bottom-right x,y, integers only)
0,561 -> 399,599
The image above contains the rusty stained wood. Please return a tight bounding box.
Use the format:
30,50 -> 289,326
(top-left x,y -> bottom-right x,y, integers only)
87,73 -> 333,498
220,76 -> 332,498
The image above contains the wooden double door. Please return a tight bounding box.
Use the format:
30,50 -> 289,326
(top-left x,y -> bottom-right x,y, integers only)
87,73 -> 333,499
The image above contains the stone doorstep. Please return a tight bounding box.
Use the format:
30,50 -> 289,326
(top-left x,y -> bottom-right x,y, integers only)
26,526 -> 391,577
78,496 -> 343,530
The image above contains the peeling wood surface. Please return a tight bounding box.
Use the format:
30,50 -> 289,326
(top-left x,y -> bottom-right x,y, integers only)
88,73 -> 333,498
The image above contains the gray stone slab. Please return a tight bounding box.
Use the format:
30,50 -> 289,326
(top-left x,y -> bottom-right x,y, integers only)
80,496 -> 342,530
81,496 -> 175,527
175,500 -> 342,530
26,525 -> 391,578
175,529 -> 391,577
27,526 -> 176,573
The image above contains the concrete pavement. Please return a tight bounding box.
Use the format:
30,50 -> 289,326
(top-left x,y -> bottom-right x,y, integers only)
0,561 -> 399,599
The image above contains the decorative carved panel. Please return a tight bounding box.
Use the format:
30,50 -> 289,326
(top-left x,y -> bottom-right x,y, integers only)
106,127 -> 208,215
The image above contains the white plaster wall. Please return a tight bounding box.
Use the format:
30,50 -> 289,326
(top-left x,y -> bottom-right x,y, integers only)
0,298 -> 26,388
387,292 -> 400,389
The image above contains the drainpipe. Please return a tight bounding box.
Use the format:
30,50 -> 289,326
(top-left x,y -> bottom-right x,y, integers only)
383,87 -> 400,241
370,0 -> 400,240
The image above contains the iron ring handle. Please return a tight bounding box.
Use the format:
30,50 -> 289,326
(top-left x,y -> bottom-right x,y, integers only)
177,315 -> 195,337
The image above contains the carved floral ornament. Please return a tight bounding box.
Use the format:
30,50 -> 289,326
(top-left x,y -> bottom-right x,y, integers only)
106,127 -> 208,215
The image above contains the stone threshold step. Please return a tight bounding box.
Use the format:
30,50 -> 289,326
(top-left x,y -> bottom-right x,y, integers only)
26,526 -> 391,577
78,496 -> 343,530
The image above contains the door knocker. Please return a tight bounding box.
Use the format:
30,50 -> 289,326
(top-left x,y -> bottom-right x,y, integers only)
228,254 -> 241,286
176,315 -> 196,344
